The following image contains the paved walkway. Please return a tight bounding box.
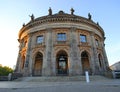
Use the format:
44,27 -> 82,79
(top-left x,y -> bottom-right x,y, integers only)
0,79 -> 120,92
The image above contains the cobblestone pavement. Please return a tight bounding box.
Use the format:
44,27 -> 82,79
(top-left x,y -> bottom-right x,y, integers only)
0,79 -> 120,92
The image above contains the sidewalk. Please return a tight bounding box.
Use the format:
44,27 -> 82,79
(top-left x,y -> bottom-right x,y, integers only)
0,79 -> 120,92
0,79 -> 120,88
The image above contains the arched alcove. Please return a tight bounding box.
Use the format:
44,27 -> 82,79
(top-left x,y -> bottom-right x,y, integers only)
33,52 -> 43,76
81,51 -> 90,74
21,55 -> 25,70
56,50 -> 68,75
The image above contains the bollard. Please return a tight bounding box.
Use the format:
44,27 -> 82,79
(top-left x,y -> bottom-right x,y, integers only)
112,71 -> 116,79
85,71 -> 90,83
8,73 -> 12,81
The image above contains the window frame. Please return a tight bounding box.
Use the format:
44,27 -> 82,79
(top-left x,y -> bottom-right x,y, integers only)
36,35 -> 44,44
57,33 -> 67,41
95,39 -> 99,46
80,34 -> 87,43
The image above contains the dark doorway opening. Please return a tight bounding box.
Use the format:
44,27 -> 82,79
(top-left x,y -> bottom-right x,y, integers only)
56,51 -> 68,75
33,52 -> 43,76
81,51 -> 91,75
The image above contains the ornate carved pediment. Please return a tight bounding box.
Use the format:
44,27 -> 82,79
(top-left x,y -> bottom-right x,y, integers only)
78,42 -> 91,47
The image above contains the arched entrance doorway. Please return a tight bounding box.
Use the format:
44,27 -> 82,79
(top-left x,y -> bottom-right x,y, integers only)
56,50 -> 68,75
33,52 -> 43,76
81,51 -> 90,74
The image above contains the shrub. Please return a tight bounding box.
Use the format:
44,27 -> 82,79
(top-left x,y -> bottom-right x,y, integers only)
0,65 -> 13,76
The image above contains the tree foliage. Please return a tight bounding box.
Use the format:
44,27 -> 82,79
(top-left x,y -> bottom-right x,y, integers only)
0,65 -> 13,76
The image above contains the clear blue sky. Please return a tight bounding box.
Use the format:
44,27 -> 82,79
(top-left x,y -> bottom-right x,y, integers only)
0,0 -> 120,68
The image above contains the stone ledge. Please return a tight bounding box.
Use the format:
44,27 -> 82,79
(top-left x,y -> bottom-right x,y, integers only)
14,75 -> 110,82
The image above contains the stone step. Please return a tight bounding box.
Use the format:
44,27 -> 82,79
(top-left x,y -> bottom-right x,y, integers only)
14,75 -> 110,82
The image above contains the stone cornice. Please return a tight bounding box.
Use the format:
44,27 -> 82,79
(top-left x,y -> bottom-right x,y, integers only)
19,13 -> 104,38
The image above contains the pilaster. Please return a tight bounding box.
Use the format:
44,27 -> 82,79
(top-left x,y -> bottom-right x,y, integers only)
69,27 -> 82,75
90,32 -> 99,74
102,45 -> 109,71
42,28 -> 52,76
15,39 -> 23,73
23,34 -> 32,76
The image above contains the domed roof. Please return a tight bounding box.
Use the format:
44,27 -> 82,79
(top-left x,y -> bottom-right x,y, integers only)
19,9 -> 104,38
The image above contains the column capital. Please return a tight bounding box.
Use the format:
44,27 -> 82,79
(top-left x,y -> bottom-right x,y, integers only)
28,33 -> 33,38
70,27 -> 76,32
90,31 -> 95,36
46,28 -> 52,33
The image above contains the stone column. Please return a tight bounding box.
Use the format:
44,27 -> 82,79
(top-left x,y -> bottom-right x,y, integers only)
42,28 -> 52,76
50,30 -> 56,76
28,36 -> 33,77
15,39 -> 23,73
90,32 -> 99,74
23,34 -> 32,76
28,51 -> 33,77
51,55 -> 56,76
102,44 -> 109,71
69,28 -> 82,75
15,52 -> 21,72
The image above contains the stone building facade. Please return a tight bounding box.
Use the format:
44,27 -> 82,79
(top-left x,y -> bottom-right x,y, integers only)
110,61 -> 120,70
15,9 -> 109,76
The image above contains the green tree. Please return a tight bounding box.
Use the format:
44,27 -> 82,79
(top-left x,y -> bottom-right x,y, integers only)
0,65 -> 13,76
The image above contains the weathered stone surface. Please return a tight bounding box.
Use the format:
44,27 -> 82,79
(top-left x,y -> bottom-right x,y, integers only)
15,10 -> 109,77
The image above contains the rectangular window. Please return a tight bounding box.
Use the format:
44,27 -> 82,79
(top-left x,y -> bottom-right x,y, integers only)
80,35 -> 87,42
57,33 -> 66,41
95,39 -> 99,46
37,36 -> 43,44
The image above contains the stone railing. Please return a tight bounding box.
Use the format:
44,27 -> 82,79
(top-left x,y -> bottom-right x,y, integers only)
36,42 -> 45,46
56,41 -> 67,44
54,41 -> 70,46
78,42 -> 90,47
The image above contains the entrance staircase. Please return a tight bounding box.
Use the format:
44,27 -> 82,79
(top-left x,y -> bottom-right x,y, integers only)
14,75 -> 110,82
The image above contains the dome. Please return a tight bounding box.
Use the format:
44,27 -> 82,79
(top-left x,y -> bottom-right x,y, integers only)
19,10 -> 104,40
